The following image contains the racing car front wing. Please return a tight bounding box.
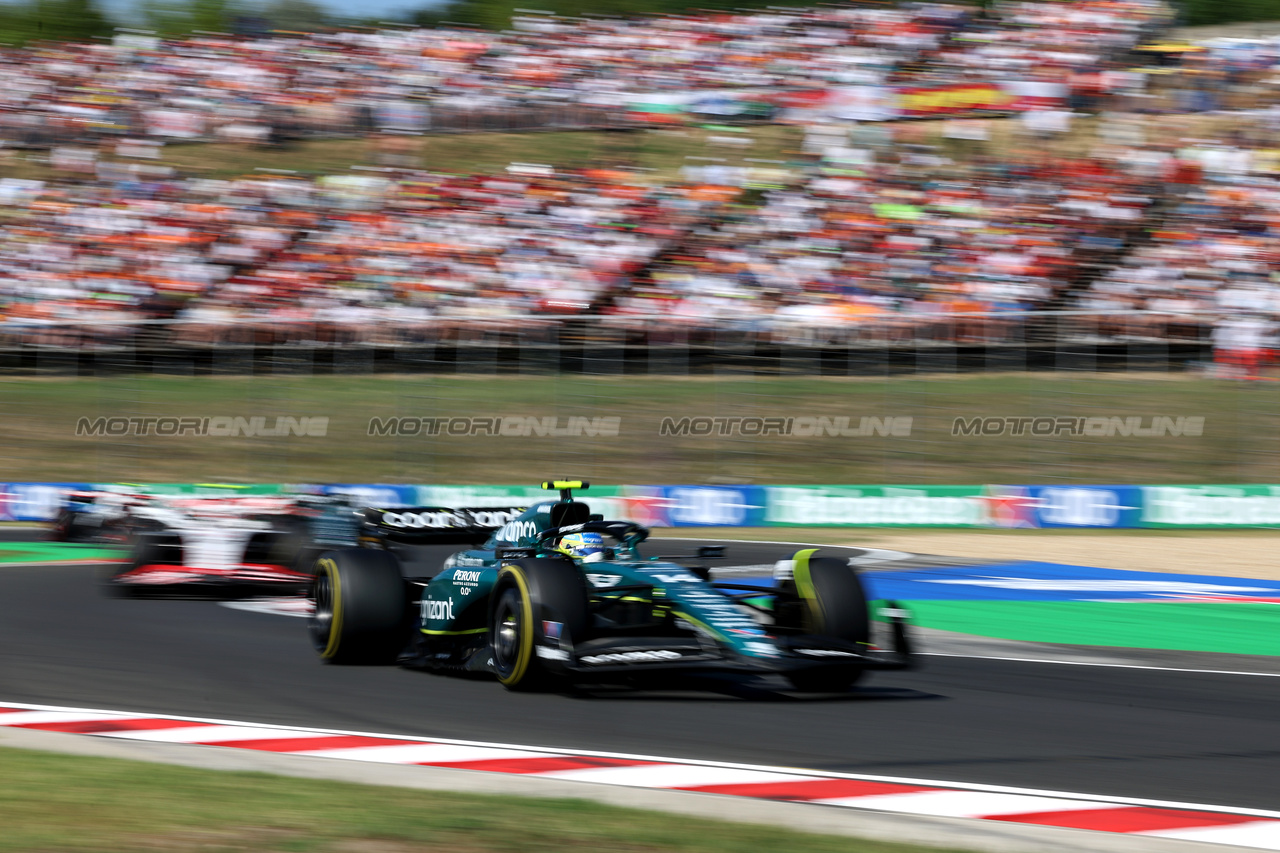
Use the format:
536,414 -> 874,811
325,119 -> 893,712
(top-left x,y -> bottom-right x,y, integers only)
541,604 -> 914,679
111,563 -> 313,589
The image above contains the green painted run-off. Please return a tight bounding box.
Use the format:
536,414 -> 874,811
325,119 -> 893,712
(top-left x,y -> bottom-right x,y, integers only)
0,542 -> 123,564
886,600 -> 1280,657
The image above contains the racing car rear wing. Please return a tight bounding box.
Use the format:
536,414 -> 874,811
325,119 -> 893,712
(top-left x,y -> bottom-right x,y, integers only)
360,506 -> 527,546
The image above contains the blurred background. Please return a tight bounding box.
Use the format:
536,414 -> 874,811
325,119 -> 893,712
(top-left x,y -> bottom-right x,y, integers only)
0,0 -> 1275,486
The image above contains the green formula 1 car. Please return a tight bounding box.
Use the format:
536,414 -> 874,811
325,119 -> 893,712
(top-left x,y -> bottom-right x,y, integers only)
308,482 -> 912,692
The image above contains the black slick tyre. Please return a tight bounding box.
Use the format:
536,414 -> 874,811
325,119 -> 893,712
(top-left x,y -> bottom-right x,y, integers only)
245,517 -> 308,575
310,549 -> 407,664
785,551 -> 870,692
108,531 -> 181,598
490,558 -> 588,692
51,509 -> 77,542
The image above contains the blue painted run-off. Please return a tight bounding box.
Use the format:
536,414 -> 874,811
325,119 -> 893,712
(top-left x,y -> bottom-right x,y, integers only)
861,563 -> 1280,602
736,562 -> 1280,603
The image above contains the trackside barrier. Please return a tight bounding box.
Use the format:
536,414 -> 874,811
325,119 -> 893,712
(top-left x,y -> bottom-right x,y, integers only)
14,483 -> 1280,528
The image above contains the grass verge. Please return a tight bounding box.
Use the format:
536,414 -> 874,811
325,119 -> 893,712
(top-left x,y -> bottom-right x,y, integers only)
2,373 -> 1276,484
0,745 -> 974,853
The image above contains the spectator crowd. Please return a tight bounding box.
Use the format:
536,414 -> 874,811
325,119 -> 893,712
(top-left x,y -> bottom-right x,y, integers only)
0,0 -> 1170,146
619,147 -> 1153,343
0,0 -> 1276,365
0,168 -> 734,345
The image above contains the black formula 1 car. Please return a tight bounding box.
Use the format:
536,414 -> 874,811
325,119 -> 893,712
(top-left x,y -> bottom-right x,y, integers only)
308,482 -> 912,692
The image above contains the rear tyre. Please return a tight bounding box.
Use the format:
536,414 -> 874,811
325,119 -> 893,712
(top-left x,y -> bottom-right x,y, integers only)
783,553 -> 870,693
310,549 -> 408,664
491,558 -> 589,692
245,518 -> 309,582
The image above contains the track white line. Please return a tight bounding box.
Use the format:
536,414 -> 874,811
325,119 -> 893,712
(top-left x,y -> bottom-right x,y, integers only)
920,652 -> 1280,678
814,791 -> 1130,818
1142,822 -> 1280,848
295,744 -> 553,764
538,765 -> 808,788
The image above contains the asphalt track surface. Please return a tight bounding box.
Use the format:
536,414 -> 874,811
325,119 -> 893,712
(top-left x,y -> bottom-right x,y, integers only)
2,534 -> 1278,813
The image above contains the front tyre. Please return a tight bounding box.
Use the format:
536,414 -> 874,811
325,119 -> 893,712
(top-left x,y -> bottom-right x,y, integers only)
310,549 -> 407,664
784,551 -> 870,692
50,509 -> 77,542
491,558 -> 588,692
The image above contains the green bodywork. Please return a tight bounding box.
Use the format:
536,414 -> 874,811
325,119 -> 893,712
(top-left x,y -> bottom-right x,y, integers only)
416,500 -> 781,660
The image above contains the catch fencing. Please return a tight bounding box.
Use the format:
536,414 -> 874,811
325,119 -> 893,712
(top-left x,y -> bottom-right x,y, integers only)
0,311 -> 1228,373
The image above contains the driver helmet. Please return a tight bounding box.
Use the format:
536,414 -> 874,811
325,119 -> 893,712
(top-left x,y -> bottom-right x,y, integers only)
559,531 -> 605,562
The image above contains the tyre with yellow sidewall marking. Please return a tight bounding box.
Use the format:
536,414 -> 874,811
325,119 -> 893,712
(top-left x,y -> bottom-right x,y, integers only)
491,558 -> 588,692
309,549 -> 407,664
785,551 -> 870,692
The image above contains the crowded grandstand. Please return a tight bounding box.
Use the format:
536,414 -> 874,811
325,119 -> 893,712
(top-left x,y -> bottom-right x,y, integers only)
0,0 -> 1276,366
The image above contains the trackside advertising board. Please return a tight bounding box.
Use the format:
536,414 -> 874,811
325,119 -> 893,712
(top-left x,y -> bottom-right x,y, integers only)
1140,485 -> 1280,528
6,483 -> 1280,527
982,485 -> 1145,529
764,486 -> 984,527
0,482 -> 289,523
